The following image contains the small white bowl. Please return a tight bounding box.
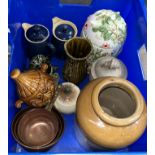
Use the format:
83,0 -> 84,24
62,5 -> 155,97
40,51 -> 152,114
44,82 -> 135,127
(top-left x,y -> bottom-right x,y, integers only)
54,82 -> 80,114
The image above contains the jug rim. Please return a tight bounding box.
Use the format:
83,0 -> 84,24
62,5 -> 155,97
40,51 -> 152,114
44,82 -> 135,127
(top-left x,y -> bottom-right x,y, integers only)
24,24 -> 50,44
52,21 -> 78,42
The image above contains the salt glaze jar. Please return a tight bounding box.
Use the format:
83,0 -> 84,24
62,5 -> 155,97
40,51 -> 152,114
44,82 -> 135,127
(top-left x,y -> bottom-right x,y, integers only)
81,9 -> 127,64
52,17 -> 78,58
11,64 -> 56,108
76,77 -> 147,149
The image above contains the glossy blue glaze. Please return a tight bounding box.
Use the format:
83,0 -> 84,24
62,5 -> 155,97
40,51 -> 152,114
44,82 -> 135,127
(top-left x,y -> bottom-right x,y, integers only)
8,0 -> 147,154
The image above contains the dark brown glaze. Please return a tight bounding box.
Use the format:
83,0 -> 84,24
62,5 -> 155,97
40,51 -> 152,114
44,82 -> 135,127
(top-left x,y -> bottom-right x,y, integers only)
63,37 -> 92,84
11,107 -> 64,151
17,108 -> 59,147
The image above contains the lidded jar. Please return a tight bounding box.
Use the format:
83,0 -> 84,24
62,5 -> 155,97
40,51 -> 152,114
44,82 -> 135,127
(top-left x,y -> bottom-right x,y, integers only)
76,77 -> 147,149
81,9 -> 127,64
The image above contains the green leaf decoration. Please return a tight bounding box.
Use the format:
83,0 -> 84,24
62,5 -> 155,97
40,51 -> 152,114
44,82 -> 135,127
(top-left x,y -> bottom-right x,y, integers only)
115,13 -> 121,20
92,27 -> 98,32
104,32 -> 111,40
98,26 -> 107,33
95,12 -> 102,16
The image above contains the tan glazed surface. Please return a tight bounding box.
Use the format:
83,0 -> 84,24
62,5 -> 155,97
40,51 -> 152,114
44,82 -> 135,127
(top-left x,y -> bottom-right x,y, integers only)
11,64 -> 56,108
76,77 -> 147,149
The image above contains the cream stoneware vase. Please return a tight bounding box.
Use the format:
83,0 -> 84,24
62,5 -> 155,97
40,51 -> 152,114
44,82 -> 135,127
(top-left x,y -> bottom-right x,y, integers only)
76,77 -> 147,149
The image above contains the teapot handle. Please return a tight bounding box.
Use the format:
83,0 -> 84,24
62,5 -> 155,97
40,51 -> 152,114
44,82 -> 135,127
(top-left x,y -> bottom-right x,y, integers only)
22,23 -> 33,32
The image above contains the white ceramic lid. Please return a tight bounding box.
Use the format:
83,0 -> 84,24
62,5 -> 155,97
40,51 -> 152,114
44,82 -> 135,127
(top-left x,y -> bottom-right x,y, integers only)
90,56 -> 127,80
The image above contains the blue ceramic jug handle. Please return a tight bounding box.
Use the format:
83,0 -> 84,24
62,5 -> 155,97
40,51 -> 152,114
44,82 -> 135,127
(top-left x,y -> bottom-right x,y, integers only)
46,43 -> 56,55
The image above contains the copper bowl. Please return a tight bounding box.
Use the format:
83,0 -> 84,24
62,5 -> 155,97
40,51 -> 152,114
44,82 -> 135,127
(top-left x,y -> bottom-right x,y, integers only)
12,107 -> 64,151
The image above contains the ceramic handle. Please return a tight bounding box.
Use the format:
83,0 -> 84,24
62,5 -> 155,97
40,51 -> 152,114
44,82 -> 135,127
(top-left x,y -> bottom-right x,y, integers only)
40,63 -> 49,73
22,23 -> 32,32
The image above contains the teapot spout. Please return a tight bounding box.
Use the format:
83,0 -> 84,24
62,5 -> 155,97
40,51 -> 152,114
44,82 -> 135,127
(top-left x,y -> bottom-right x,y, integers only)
11,69 -> 21,79
22,23 -> 32,32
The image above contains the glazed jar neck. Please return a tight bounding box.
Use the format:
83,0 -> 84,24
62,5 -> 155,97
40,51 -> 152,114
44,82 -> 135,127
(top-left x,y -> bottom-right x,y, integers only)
92,77 -> 144,127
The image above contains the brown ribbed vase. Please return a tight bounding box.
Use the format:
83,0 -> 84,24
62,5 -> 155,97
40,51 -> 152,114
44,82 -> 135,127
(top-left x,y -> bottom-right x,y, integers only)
63,37 -> 92,84
11,64 -> 56,108
76,77 -> 147,149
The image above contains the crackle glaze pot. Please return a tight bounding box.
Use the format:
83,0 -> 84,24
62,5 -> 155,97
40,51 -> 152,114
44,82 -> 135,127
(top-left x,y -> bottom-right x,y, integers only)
11,64 -> 56,108
81,9 -> 127,64
76,77 -> 147,149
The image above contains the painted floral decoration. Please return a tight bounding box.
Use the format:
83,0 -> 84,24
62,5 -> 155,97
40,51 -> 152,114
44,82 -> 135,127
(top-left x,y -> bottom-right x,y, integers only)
81,9 -> 127,65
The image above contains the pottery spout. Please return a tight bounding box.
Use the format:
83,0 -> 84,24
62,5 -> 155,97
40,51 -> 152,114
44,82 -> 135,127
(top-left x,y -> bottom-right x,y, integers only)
11,69 -> 21,80
22,23 -> 32,32
52,17 -> 64,27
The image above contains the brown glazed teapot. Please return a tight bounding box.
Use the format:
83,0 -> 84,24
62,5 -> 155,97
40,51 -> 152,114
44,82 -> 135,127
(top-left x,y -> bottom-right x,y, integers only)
76,77 -> 147,149
11,64 -> 56,108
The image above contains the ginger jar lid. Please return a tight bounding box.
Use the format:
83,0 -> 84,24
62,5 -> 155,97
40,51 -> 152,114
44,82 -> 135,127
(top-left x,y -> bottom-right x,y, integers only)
82,9 -> 127,56
90,56 -> 127,80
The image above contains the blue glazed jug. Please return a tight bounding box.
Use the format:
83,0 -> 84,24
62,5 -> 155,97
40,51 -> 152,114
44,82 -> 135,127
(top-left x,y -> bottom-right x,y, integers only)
22,23 -> 55,59
52,17 -> 77,59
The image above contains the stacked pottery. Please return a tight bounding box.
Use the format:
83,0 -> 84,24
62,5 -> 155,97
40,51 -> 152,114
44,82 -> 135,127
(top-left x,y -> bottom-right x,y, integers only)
81,9 -> 127,65
10,12 -> 147,153
12,107 -> 64,151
